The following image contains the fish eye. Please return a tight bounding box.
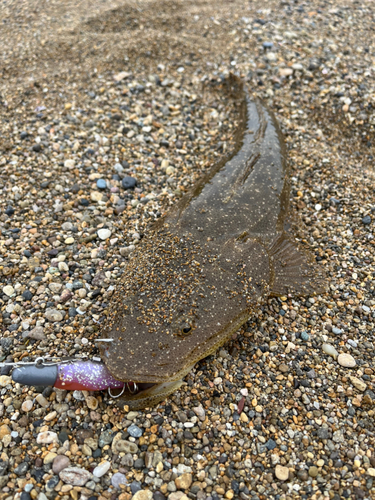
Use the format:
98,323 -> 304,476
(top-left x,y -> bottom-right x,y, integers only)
182,326 -> 192,334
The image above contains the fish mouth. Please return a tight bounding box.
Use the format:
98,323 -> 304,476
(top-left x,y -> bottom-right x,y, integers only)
109,380 -> 184,410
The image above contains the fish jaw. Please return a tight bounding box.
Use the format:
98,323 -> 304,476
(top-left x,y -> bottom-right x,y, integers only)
111,379 -> 185,410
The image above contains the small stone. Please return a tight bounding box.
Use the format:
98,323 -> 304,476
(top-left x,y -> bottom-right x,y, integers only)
64,237 -> 74,244
132,491 -> 153,500
175,473 -> 192,490
64,159 -> 75,169
279,67 -> 293,76
37,431 -> 58,444
21,400 -> 33,412
301,331 -> 310,341
52,455 -> 71,474
25,326 -> 45,340
362,215 -> 371,225
97,228 -> 111,240
0,376 -> 12,387
332,327 -> 342,335
367,468 -> 375,477
278,363 -> 288,373
309,466 -> 319,478
59,467 -> 92,486
44,452 -> 57,465
96,179 -> 107,189
122,176 -> 137,189
0,425 -> 11,439
93,461 -> 110,478
111,472 -> 128,489
338,353 -> 356,368
44,309 -> 64,322
127,424 -> 143,438
115,440 -> 138,454
322,343 -> 338,359
3,285 -> 14,297
86,396 -> 98,410
275,465 -> 289,481
350,376 -> 367,392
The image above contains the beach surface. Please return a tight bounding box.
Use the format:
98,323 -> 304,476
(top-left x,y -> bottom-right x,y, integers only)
1,1 -> 375,499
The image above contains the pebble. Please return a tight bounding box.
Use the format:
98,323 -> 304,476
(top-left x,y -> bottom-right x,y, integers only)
308,466 -> 319,478
111,472 -> 128,489
322,343 -> 338,359
59,467 -> 92,486
362,215 -> 372,225
52,455 -> 71,474
37,431 -> 58,444
44,309 -> 64,322
97,228 -> 112,240
337,353 -> 356,368
350,376 -> 367,392
122,176 -> 137,189
131,491 -> 153,500
127,424 -> 143,438
92,461 -> 110,477
175,473 -> 192,489
275,465 -> 289,481
0,376 -> 12,387
3,285 -> 14,296
96,179 -> 107,189
21,400 -> 33,412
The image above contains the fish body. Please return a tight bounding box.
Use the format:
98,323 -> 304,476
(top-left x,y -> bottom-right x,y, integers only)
99,77 -> 324,409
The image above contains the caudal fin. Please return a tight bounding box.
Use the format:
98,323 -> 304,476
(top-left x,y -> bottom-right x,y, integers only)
268,233 -> 326,297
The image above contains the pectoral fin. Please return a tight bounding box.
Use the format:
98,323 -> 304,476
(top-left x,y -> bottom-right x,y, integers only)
268,233 -> 326,297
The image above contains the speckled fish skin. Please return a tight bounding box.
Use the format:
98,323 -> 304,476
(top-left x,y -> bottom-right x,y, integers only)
99,77 -> 324,409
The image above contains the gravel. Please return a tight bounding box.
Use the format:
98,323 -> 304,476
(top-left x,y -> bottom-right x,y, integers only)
0,0 -> 375,499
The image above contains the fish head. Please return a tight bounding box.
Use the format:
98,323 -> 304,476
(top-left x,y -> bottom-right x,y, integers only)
99,227 -> 270,409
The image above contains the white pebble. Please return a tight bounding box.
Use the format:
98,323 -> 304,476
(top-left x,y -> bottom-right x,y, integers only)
322,343 -> 338,359
21,400 -> 33,412
93,461 -> 111,478
3,285 -> 14,297
97,229 -> 112,240
64,159 -> 75,168
37,431 -> 58,444
337,353 -> 356,368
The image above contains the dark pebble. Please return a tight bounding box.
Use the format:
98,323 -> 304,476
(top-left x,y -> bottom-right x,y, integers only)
0,462 -> 8,475
14,462 -> 29,476
20,131 -> 29,140
122,176 -> 137,189
265,439 -> 277,450
362,215 -> 371,225
46,476 -> 59,491
31,468 -> 44,482
58,430 -> 69,443
68,307 -> 77,317
22,290 -> 33,301
93,448 -> 102,458
5,206 -> 15,216
153,492 -> 166,500
32,144 -> 42,152
80,198 -> 90,206
20,493 -> 31,500
130,481 -> 142,494
134,458 -> 145,469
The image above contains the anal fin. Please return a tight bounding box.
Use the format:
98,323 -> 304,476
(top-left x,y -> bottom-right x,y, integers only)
268,233 -> 326,297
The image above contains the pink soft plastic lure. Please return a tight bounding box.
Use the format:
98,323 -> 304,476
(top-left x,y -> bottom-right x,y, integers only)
11,360 -> 132,392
